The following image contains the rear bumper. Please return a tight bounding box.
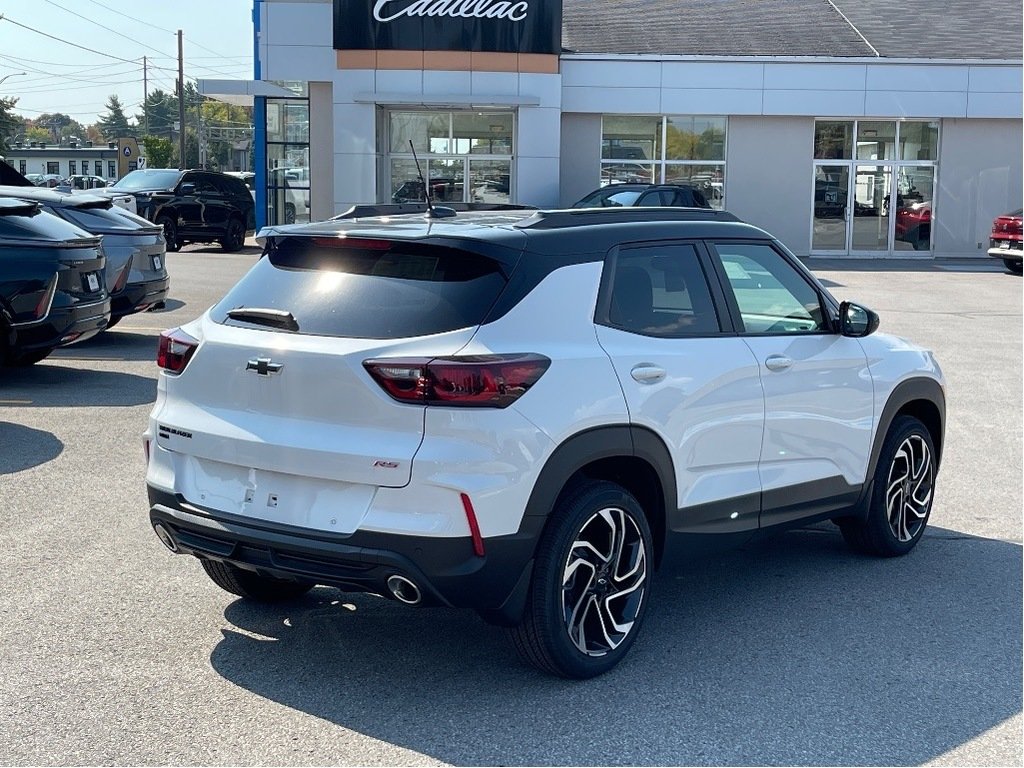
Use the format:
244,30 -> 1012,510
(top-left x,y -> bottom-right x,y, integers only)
112,276 -> 170,319
12,297 -> 111,351
147,485 -> 540,613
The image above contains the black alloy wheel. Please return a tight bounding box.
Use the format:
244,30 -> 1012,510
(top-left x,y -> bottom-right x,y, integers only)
221,218 -> 245,252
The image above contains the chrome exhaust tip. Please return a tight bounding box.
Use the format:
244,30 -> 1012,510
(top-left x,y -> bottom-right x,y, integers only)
386,575 -> 422,605
153,523 -> 179,553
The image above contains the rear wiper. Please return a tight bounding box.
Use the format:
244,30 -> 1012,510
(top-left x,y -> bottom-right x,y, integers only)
226,307 -> 299,332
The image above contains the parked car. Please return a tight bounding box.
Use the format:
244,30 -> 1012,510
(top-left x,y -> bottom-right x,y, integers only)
894,200 -> 932,251
108,169 -> 255,252
988,208 -> 1022,274
0,186 -> 170,328
393,177 -> 463,204
23,173 -> 45,186
225,171 -> 256,200
0,198 -> 110,366
268,167 -> 310,224
573,183 -> 712,209
67,174 -> 109,190
145,206 -> 945,678
38,174 -> 67,188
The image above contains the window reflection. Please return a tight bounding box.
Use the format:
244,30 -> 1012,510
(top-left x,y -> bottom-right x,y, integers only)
814,121 -> 853,160
856,121 -> 897,161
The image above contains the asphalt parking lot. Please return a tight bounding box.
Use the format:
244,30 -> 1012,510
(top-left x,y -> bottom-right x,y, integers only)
1,246 -> 1020,766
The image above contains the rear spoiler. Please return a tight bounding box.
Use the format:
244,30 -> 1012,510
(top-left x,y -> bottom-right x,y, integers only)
331,202 -> 536,220
0,160 -> 35,188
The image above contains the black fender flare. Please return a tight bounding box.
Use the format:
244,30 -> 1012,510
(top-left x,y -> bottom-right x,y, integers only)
854,376 -> 946,515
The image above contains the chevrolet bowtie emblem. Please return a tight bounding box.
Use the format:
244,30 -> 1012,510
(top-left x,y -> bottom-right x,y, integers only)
246,357 -> 283,376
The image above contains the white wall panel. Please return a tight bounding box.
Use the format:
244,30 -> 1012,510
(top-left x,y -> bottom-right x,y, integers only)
660,88 -> 762,115
309,81 -> 335,222
518,73 -> 562,108
763,89 -> 865,116
423,70 -> 473,97
560,60 -> 661,88
332,69 -> 375,103
516,107 -> 561,159
263,45 -> 336,81
661,62 -> 764,90
375,69 -> 423,96
331,103 -> 377,155
866,65 -> 969,92
265,2 -> 333,47
333,153 -> 377,210
864,90 -> 968,117
764,63 -> 866,91
470,71 -> 519,96
967,92 -> 1024,119
968,66 -> 1024,93
559,113 -> 602,206
562,86 -> 660,113
516,156 -> 560,207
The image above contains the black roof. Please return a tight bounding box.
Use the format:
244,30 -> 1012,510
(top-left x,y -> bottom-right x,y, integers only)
562,0 -> 1022,59
264,207 -> 769,257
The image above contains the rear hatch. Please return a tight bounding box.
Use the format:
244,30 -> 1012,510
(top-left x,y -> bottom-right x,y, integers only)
56,199 -> 167,290
0,199 -> 106,322
155,232 -> 522,525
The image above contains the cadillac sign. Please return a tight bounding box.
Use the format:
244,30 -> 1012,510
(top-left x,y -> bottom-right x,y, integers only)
333,0 -> 561,53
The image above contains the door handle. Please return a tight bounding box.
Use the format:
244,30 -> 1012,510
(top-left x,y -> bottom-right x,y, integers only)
764,355 -> 794,372
630,364 -> 666,383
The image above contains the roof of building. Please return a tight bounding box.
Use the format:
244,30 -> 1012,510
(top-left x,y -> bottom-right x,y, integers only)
561,0 -> 1023,59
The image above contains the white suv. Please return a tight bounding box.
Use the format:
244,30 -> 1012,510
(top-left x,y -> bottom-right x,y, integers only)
145,207 -> 945,678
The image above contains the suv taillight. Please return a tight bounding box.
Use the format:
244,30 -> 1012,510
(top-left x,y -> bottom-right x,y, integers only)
157,328 -> 199,374
364,354 -> 550,408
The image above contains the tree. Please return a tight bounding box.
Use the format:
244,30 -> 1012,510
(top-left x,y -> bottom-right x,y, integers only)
0,97 -> 22,153
96,94 -> 134,140
23,126 -> 50,144
136,89 -> 177,138
141,135 -> 174,169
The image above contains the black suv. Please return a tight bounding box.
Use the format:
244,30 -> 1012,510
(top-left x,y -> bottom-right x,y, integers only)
109,169 -> 256,252
573,183 -> 712,209
0,198 -> 110,366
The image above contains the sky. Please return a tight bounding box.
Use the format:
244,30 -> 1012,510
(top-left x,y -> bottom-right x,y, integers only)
0,0 -> 254,125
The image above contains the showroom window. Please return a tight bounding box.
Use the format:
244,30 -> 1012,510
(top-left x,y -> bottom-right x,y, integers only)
384,110 -> 514,205
601,115 -> 727,209
812,119 -> 939,253
265,83 -> 310,226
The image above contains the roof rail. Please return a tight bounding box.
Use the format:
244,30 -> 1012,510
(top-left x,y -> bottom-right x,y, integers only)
333,202 -> 537,220
516,207 -> 740,230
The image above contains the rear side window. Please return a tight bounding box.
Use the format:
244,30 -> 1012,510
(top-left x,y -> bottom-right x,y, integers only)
604,243 -> 721,337
213,238 -> 508,339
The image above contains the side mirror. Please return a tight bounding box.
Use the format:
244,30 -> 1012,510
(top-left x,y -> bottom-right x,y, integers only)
839,301 -> 880,337
178,182 -> 196,196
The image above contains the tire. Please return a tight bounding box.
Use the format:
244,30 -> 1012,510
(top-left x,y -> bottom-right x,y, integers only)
284,202 -> 296,225
8,348 -> 52,367
200,559 -> 314,602
1003,258 -> 1023,275
839,415 -> 936,557
156,215 -> 180,252
220,217 -> 245,252
508,481 -> 653,679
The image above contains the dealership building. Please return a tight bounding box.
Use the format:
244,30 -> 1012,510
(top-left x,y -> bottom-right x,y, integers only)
200,0 -> 1022,257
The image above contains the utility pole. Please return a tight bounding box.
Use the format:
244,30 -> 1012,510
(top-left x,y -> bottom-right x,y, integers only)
142,56 -> 148,136
177,30 -> 186,170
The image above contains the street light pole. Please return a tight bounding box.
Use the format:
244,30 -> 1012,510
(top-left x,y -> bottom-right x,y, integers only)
0,71 -> 26,87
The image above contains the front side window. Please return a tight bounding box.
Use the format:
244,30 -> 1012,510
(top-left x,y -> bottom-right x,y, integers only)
605,243 -> 721,337
601,115 -> 727,208
711,243 -> 829,334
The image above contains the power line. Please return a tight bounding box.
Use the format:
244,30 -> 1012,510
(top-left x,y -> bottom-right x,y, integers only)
6,79 -> 143,96
0,54 -> 129,69
0,16 -> 144,65
40,0 -> 178,61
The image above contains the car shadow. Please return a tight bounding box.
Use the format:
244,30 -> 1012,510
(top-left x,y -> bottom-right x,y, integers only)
208,524 -> 1021,766
50,331 -> 159,364
0,364 -> 156,407
181,243 -> 262,256
146,298 -> 186,313
0,422 -> 63,474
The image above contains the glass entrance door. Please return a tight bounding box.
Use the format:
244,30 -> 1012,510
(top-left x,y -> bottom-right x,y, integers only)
812,164 -> 850,252
851,165 -> 893,251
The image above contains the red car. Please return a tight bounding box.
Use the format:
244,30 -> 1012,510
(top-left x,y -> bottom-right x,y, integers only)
895,200 -> 932,251
988,208 -> 1023,274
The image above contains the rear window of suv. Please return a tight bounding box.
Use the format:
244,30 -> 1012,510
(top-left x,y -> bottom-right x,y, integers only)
213,237 -> 508,339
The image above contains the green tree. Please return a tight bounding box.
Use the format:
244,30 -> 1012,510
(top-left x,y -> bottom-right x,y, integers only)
141,134 -> 174,169
136,89 -> 177,138
0,97 -> 22,153
96,94 -> 135,140
23,125 -> 50,144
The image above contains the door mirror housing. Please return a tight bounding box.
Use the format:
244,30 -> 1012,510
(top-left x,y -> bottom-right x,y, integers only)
839,301 -> 880,337
178,182 -> 196,196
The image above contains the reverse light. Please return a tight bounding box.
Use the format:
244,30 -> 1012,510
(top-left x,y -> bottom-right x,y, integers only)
363,354 -> 551,408
157,328 -> 199,374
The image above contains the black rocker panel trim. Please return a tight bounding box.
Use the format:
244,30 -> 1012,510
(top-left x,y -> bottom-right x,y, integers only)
759,476 -> 864,529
